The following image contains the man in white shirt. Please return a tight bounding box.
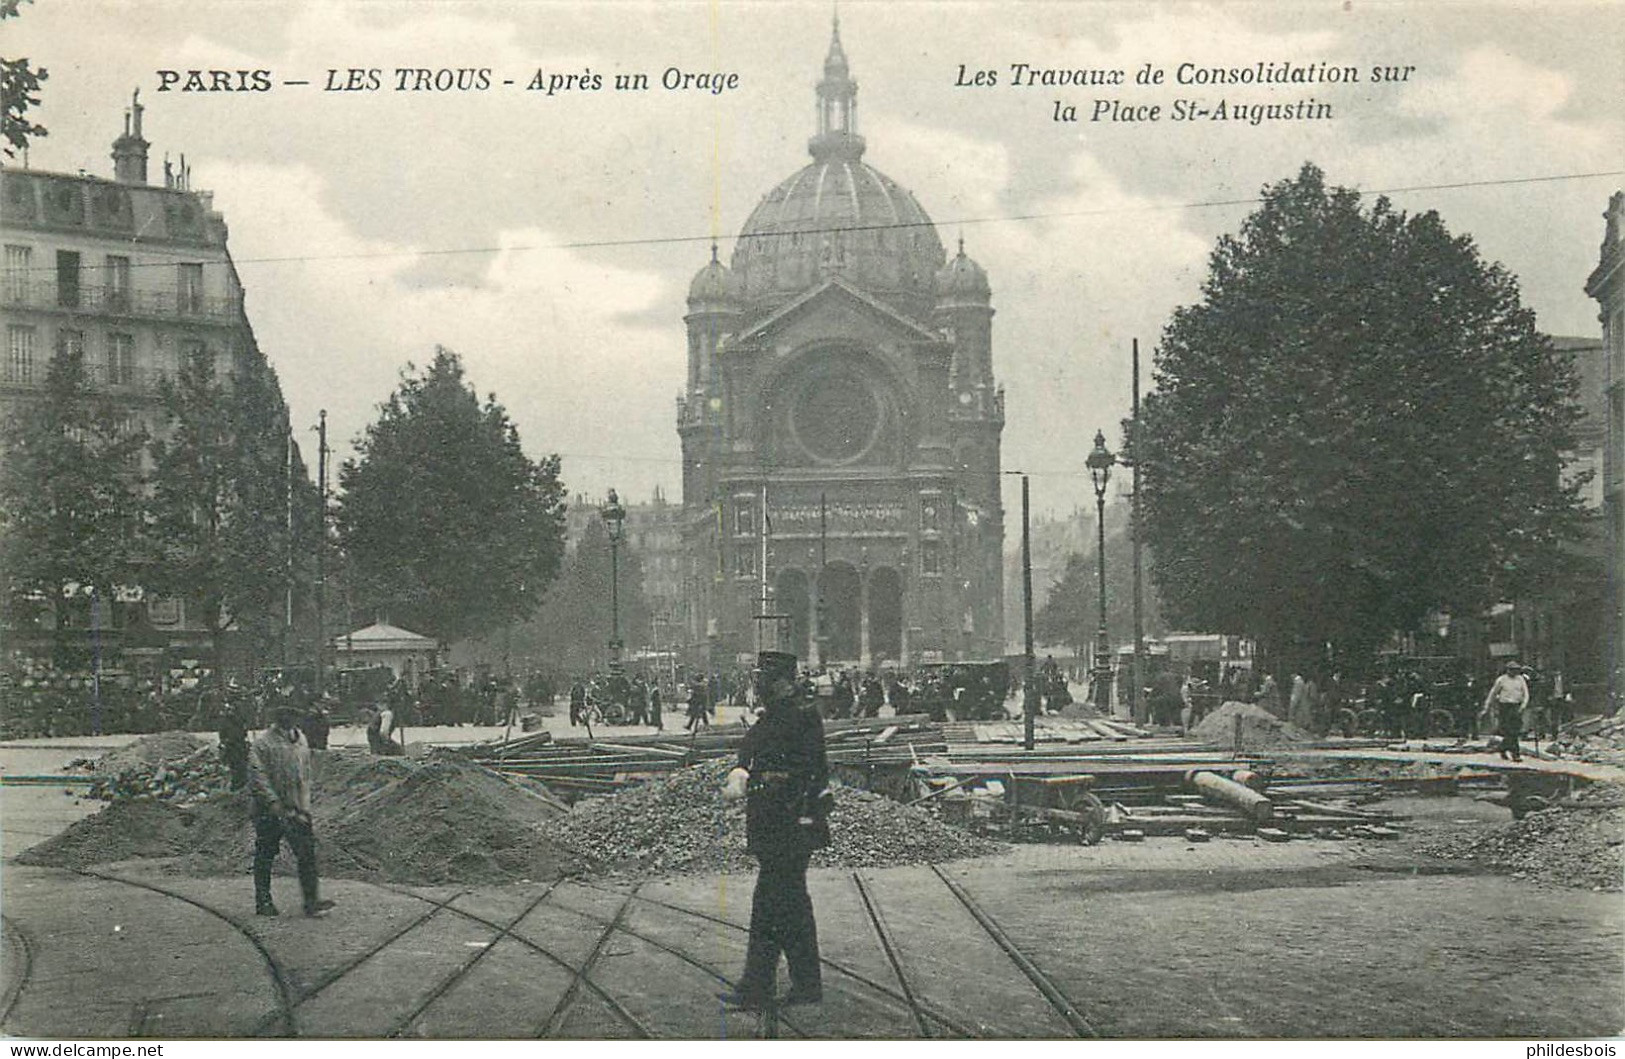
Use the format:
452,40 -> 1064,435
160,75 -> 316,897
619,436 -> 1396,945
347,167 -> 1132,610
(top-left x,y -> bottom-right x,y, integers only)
1481,661 -> 1530,762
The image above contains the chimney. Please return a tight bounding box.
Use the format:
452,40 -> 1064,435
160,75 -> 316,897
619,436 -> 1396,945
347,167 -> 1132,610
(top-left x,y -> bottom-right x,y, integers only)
111,88 -> 149,185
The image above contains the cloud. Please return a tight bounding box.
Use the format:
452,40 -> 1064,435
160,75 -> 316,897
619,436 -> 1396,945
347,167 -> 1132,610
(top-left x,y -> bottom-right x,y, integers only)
209,161 -> 678,493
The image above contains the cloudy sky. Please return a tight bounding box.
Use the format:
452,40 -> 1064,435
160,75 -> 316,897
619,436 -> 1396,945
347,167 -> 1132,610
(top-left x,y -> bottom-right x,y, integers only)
11,0 -> 1623,517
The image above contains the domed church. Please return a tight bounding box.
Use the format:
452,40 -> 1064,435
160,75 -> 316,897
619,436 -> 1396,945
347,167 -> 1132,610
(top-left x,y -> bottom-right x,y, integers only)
678,18 -> 1005,669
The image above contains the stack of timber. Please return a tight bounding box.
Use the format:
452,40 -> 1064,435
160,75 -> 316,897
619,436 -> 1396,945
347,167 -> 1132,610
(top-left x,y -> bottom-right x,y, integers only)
461,715 -> 946,797
942,716 -> 1159,747
910,756 -> 1410,840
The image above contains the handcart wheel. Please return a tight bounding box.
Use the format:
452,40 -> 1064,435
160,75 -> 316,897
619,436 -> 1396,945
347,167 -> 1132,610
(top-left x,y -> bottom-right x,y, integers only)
1077,791 -> 1107,846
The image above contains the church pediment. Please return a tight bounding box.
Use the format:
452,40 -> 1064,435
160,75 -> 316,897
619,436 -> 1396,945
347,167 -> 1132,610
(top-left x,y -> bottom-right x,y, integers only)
735,276 -> 941,346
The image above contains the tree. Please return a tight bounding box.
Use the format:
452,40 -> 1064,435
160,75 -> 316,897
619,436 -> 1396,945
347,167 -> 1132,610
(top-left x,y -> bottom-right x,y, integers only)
1033,506 -> 1167,658
148,346 -> 312,673
0,345 -> 146,658
1135,163 -> 1589,677
1,0 -> 48,158
508,517 -> 651,675
336,347 -> 567,646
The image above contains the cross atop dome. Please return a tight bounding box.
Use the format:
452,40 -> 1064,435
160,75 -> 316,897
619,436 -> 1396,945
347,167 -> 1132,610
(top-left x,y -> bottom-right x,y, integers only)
811,11 -> 864,162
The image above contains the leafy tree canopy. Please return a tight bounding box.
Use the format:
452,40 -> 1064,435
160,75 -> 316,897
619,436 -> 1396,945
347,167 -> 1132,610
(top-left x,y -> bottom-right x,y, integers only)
1,0 -> 48,158
148,346 -> 311,663
0,346 -> 146,619
336,347 -> 567,645
505,515 -> 652,676
1134,163 -> 1588,672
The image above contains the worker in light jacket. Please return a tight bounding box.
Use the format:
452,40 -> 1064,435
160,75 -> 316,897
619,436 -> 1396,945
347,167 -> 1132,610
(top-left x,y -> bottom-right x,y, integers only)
248,706 -> 335,918
1481,661 -> 1530,763
718,651 -> 830,1011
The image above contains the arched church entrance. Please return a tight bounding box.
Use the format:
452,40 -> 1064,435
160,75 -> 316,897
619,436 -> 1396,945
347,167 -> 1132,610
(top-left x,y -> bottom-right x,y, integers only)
819,562 -> 861,663
775,568 -> 811,659
868,567 -> 903,663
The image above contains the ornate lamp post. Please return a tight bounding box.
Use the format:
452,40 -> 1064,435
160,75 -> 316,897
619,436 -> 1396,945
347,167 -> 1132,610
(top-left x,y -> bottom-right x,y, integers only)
602,489 -> 627,671
1085,430 -> 1116,711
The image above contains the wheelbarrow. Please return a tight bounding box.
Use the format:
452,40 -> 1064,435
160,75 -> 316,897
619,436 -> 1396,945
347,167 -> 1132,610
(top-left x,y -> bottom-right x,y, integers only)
1000,773 -> 1108,845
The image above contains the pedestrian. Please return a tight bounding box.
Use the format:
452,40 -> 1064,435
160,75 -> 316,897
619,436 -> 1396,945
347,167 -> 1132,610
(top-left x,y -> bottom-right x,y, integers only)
718,650 -> 830,1012
1481,661 -> 1530,762
217,700 -> 249,791
569,678 -> 588,727
366,701 -> 403,756
686,676 -> 711,732
299,701 -> 331,751
248,706 -> 335,918
649,681 -> 663,731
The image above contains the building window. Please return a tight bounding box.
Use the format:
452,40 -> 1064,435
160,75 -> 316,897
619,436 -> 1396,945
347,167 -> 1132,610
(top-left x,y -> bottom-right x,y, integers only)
920,494 -> 941,533
56,250 -> 81,309
734,499 -> 755,537
921,540 -> 942,576
56,329 -> 85,369
4,245 -> 30,301
6,325 -> 36,383
735,545 -> 758,579
108,333 -> 135,386
179,338 -> 206,374
177,263 -> 204,314
106,255 -> 131,310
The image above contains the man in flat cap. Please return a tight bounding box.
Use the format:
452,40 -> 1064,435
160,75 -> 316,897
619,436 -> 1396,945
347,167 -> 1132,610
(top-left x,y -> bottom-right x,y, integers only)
720,650 -> 830,1011
248,705 -> 335,917
1481,660 -> 1530,763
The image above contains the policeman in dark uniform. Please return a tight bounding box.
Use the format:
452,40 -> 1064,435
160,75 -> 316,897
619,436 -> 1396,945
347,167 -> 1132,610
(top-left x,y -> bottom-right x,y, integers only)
719,650 -> 830,1011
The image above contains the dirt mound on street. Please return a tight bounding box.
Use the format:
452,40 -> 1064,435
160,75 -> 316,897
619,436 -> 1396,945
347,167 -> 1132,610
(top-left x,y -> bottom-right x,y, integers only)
19,750 -> 589,885
316,761 -> 586,884
1193,701 -> 1313,749
92,731 -> 209,774
545,759 -> 1005,876
14,798 -> 195,870
1418,784 -> 1625,891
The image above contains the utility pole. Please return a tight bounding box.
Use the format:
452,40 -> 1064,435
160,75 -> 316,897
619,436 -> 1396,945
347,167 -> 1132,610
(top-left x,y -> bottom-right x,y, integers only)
1131,340 -> 1145,725
314,409 -> 328,698
283,427 -> 293,670
814,491 -> 828,666
1021,474 -> 1036,751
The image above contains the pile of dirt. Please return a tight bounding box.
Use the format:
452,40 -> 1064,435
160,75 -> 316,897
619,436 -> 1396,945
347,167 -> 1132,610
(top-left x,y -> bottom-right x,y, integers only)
19,749 -> 589,886
89,731 -> 209,774
1418,784 -> 1625,891
545,759 -> 1006,876
1192,701 -> 1313,749
15,799 -> 195,871
316,762 -> 586,884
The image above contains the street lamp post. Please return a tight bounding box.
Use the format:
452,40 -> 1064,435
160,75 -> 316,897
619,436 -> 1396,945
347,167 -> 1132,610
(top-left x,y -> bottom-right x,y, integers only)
602,489 -> 627,672
1086,430 -> 1116,712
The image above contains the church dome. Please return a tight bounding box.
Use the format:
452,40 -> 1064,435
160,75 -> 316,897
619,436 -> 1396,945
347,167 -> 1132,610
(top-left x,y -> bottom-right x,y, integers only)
687,245 -> 740,306
728,18 -> 946,308
937,238 -> 991,302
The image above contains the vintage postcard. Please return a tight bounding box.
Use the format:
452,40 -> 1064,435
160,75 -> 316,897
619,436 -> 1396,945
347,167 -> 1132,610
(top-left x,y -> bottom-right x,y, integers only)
1,0 -> 1621,1045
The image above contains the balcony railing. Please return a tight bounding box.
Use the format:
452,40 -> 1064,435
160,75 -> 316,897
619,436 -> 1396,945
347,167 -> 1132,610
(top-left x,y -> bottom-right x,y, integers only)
1,362 -> 170,396
0,280 -> 243,321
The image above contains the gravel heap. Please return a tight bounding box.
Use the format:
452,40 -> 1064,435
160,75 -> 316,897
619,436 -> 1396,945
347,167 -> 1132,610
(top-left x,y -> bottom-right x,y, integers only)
20,749 -> 590,886
1417,784 -> 1625,891
544,759 -> 1005,876
1193,701 -> 1314,749
84,745 -> 228,803
1550,717 -> 1625,768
